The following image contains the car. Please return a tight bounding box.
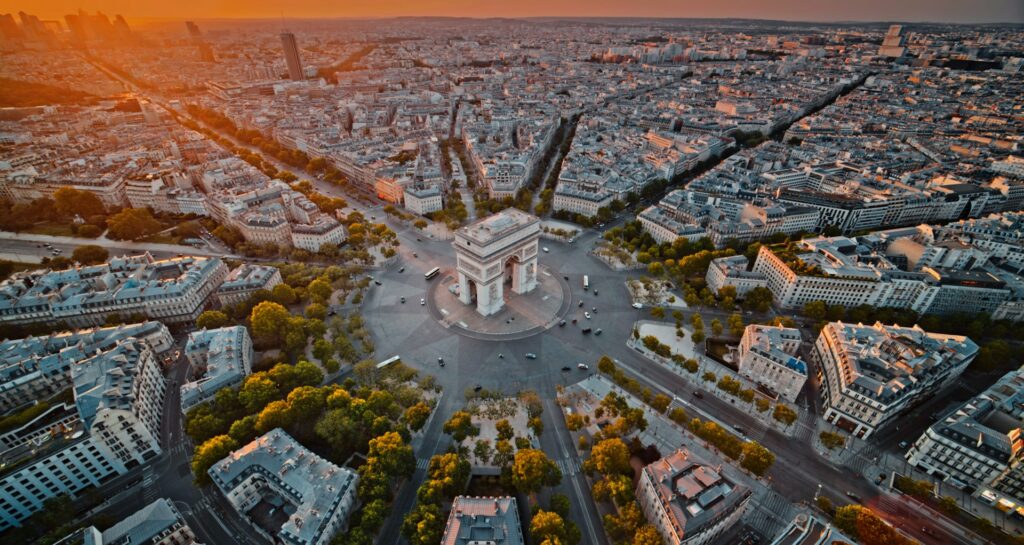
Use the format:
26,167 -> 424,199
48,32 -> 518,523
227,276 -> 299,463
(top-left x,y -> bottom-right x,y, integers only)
542,247 -> 549,253
416,238 -> 421,242
398,267 -> 405,273
561,366 -> 571,372
592,307 -> 597,313
734,426 -> 745,434
898,441 -> 909,449
594,290 -> 598,296
577,363 -> 589,370
584,312 -> 591,319
438,357 -> 444,363
845,491 -> 862,502
581,327 -> 592,334
564,275 -> 569,280
921,527 -> 937,537
439,361 -> 445,367
525,353 -> 537,359
595,329 -> 603,335
400,297 -> 406,303
578,300 -> 584,307
374,280 -> 382,286
420,298 -> 425,305
413,252 -> 418,257
692,391 -> 704,399
559,320 -> 566,327
632,302 -> 644,309
474,385 -> 482,392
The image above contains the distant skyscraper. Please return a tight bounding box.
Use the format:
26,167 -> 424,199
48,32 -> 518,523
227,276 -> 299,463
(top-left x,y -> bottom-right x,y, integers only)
185,21 -> 202,39
878,24 -> 907,57
280,31 -> 304,81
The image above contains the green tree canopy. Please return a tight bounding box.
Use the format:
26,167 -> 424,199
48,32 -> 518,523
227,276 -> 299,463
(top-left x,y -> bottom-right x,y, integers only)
191,435 -> 238,484
196,310 -> 229,330
105,208 -> 162,240
511,448 -> 562,495
71,244 -> 108,265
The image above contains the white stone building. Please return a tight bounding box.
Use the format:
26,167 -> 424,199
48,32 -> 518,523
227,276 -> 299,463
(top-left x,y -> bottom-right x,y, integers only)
705,256 -> 768,297
62,498 -> 201,545
441,496 -> 525,544
404,185 -> 443,215
637,448 -> 751,545
737,325 -> 807,402
181,326 -> 253,412
209,429 -> 359,545
814,321 -> 978,439
216,264 -> 283,307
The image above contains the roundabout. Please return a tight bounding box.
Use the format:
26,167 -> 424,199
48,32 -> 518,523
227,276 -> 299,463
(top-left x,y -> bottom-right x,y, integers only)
426,265 -> 572,341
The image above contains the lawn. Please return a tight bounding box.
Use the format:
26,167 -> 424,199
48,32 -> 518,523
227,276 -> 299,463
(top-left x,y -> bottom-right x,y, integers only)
23,223 -> 76,237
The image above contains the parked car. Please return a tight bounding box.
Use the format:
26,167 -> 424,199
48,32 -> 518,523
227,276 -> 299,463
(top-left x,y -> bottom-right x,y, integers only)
559,320 -> 566,327
632,302 -> 643,309
577,363 -> 589,370
398,267 -> 405,273
595,329 -> 603,335
400,297 -> 405,303
420,298 -> 425,305
525,353 -> 537,359
561,366 -> 571,372
542,247 -> 549,253
584,312 -> 591,319
581,327 -> 592,334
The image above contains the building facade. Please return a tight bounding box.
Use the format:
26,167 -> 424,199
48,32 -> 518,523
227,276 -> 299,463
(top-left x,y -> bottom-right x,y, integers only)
181,326 -> 253,412
737,325 -> 807,402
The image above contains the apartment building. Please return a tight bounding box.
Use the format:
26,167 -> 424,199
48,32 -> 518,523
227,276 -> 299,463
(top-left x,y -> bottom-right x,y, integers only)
0,337 -> 167,530
907,365 -> 1024,497
552,183 -> 615,218
769,514 -> 856,545
705,256 -> 767,297
209,428 -> 359,545
0,321 -> 173,413
637,448 -> 751,545
57,498 -> 200,545
181,326 -> 253,412
441,496 -> 525,545
0,254 -> 228,327
638,205 -> 709,245
814,321 -> 978,439
737,325 -> 807,402
216,264 -> 282,307
403,185 -> 443,215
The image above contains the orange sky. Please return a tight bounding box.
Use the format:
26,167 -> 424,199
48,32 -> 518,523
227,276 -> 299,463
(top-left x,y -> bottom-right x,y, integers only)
3,0 -> 1023,23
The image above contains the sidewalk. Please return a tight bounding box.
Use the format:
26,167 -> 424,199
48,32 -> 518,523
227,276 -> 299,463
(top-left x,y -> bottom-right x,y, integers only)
569,375 -> 801,539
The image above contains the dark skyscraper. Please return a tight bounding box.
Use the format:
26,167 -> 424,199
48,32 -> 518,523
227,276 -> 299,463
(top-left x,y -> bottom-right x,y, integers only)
280,31 -> 304,80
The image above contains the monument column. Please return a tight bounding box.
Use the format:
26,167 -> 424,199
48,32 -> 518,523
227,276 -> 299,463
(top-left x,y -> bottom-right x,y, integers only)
458,271 -> 472,306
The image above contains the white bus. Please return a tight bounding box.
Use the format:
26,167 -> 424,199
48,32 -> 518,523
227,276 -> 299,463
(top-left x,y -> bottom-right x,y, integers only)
583,275 -> 589,291
376,355 -> 401,369
424,267 -> 440,280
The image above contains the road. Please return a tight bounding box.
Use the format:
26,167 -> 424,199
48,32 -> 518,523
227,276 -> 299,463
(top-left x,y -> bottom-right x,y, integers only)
0,231 -> 240,264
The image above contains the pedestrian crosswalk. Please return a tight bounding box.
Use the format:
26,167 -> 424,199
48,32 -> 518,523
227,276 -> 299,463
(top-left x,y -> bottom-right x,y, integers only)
554,457 -> 581,477
416,457 -> 430,470
141,466 -> 158,502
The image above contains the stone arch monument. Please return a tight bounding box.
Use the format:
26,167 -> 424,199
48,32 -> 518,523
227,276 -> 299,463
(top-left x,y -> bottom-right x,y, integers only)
454,209 -> 540,316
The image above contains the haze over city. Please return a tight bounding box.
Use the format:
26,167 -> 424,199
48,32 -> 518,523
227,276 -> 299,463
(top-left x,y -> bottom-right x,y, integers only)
1,3 -> 1024,545
0,0 -> 1023,23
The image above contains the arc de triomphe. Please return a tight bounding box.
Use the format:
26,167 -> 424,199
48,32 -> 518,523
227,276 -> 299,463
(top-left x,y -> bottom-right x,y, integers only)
453,209 -> 540,316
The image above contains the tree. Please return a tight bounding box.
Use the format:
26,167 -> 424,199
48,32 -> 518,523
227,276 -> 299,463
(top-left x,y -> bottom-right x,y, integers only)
742,286 -> 773,312
191,435 -> 238,484
803,300 -> 828,321
443,411 -> 479,442
740,441 -> 775,476
511,449 -> 562,495
588,438 -> 631,476
650,307 -> 665,319
53,187 -> 105,218
404,402 -> 432,431
228,414 -> 258,444
691,330 -> 706,343
495,419 -> 514,441
77,224 -> 102,237
531,510 -> 568,543
728,313 -> 745,337
632,525 -> 664,545
71,244 -> 108,265
528,416 -> 544,437
249,301 -> 290,344
305,302 -> 327,320
710,319 -> 723,336
106,208 -> 162,240
286,386 -> 326,421
566,413 -> 585,431
401,503 -> 445,545
651,394 -> 671,413
239,375 -> 281,412
271,283 -> 297,305
773,405 -> 798,426
474,439 -> 493,464
197,310 -> 229,330
255,400 -> 294,433
308,277 -> 333,303
367,431 -> 415,479
185,409 -> 226,443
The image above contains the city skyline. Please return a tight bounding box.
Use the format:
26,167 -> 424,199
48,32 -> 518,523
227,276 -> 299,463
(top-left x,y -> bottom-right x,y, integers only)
1,0 -> 1023,24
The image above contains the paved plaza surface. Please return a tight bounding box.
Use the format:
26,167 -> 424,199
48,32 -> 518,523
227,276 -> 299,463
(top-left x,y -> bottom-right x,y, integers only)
428,265 -> 569,340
